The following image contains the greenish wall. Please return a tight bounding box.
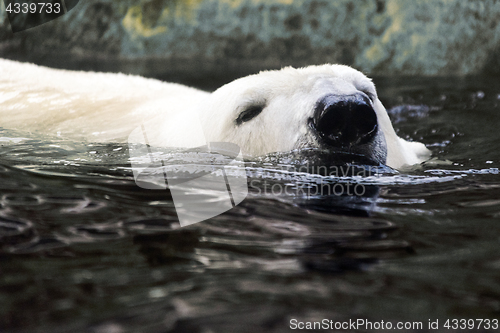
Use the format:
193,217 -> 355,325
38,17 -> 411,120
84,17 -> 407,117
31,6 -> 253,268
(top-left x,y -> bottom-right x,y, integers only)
1,0 -> 500,78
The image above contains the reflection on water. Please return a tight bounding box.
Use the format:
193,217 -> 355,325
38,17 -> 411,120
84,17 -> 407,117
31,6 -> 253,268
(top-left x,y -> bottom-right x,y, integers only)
1,76 -> 500,332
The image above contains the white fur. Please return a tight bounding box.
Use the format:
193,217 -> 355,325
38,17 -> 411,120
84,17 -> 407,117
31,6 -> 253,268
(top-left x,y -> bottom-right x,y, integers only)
0,59 -> 430,169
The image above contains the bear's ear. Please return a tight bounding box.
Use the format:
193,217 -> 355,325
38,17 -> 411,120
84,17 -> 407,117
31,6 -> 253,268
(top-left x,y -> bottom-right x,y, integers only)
235,104 -> 265,125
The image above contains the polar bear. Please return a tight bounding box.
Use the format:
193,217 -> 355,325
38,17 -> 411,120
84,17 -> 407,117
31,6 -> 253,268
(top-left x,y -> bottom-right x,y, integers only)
0,59 -> 429,169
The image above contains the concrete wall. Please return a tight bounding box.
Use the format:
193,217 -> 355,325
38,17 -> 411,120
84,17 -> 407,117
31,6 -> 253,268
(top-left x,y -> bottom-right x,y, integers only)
1,0 -> 500,80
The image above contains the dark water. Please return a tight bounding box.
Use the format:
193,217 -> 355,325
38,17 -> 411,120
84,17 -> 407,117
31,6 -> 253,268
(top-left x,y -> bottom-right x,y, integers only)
1,76 -> 500,332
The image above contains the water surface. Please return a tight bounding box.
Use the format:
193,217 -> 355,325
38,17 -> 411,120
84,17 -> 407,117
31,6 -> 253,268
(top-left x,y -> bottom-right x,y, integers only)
1,75 -> 500,332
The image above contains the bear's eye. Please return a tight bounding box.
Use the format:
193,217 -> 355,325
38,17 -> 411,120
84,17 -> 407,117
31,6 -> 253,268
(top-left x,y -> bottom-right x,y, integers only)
360,90 -> 376,102
235,105 -> 264,125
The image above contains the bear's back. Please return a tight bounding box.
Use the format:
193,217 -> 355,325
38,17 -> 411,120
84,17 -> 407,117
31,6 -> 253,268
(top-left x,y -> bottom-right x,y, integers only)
0,59 -> 209,142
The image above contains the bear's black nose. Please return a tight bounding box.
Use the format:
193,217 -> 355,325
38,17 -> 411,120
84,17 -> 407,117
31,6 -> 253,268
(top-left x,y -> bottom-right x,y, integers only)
311,94 -> 378,149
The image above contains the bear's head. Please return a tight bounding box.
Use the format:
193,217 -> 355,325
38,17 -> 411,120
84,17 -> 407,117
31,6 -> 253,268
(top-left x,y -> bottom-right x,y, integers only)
198,64 -> 429,169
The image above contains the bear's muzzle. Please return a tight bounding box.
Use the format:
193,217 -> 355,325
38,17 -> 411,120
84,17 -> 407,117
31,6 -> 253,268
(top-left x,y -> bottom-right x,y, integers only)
311,93 -> 378,151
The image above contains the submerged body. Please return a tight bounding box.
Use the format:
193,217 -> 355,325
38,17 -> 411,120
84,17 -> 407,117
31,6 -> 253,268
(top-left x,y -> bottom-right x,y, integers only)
0,59 -> 429,169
